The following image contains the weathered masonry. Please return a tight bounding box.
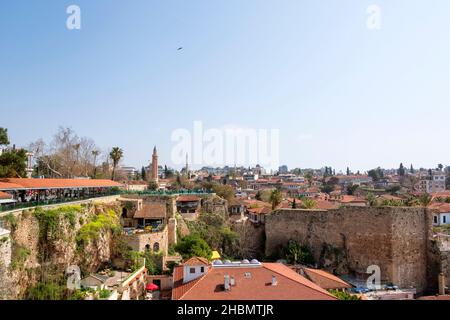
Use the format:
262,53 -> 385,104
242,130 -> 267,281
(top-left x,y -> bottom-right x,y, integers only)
265,207 -> 438,294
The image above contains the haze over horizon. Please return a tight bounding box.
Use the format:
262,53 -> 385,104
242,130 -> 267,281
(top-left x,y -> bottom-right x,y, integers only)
1,1 -> 449,172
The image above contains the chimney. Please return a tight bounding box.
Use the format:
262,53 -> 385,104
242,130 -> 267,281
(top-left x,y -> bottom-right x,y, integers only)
224,275 -> 231,291
271,275 -> 278,286
438,273 -> 446,295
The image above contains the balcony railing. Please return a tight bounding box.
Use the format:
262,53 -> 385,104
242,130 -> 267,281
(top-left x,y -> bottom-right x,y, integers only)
118,189 -> 214,196
0,191 -> 121,213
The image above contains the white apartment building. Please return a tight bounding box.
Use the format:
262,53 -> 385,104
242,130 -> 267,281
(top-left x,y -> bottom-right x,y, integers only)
418,172 -> 446,193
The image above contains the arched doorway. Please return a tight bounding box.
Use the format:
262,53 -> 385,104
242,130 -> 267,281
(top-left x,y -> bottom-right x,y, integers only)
122,207 -> 128,218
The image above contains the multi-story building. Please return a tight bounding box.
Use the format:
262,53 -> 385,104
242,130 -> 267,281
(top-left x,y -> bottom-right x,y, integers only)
417,172 -> 446,193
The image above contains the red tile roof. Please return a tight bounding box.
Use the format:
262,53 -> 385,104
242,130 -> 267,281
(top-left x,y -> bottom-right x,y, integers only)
177,195 -> 201,202
315,200 -> 339,210
428,202 -> 450,213
133,203 -> 167,219
248,207 -> 272,215
339,195 -> 367,203
302,268 -> 352,290
172,262 -> 337,300
0,191 -> 12,199
172,266 -> 204,300
183,257 -> 209,266
0,178 -> 122,190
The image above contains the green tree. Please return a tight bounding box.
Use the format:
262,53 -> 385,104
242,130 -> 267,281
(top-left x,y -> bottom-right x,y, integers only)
347,184 -> 359,196
148,180 -> 158,191
321,184 -> 334,194
175,235 -> 212,260
329,290 -> 360,300
109,147 -> 123,181
282,240 -> 314,265
212,183 -> 235,203
366,192 -> 378,207
368,167 -> 383,182
386,185 -> 401,195
346,167 -> 350,176
91,150 -> 100,178
292,198 -> 297,209
141,166 -> 147,181
398,163 -> 405,176
0,148 -> 27,178
305,172 -> 314,186
269,189 -> 282,210
0,127 -> 9,146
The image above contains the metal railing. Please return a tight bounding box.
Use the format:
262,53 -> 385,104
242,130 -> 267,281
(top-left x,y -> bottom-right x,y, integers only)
0,191 -> 121,213
118,189 -> 214,196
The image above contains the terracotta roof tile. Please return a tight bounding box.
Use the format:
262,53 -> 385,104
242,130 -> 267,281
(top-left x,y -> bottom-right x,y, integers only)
172,261 -> 337,300
0,178 -> 121,190
184,257 -> 209,266
428,202 -> 450,213
177,195 -> 201,202
133,203 -> 167,219
302,268 -> 352,290
0,191 -> 12,199
172,266 -> 204,300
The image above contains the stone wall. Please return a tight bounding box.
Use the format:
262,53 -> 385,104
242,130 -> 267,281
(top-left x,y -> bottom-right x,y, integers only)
0,228 -> 12,299
233,220 -> 265,260
265,207 -> 432,293
125,227 -> 168,256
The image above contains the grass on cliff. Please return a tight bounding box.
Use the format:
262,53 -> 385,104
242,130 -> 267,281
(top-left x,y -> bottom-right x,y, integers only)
34,205 -> 83,239
2,213 -> 18,231
76,209 -> 120,248
10,244 -> 31,270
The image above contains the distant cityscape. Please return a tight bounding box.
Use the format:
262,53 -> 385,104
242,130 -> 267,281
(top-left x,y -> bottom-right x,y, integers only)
1,125 -> 450,301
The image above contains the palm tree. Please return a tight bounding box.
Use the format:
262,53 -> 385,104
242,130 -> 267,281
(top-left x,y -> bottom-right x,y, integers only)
292,198 -> 297,209
366,192 -> 378,207
92,150 -> 100,178
109,147 -> 123,181
419,193 -> 432,207
300,198 -> 317,209
305,172 -> 313,187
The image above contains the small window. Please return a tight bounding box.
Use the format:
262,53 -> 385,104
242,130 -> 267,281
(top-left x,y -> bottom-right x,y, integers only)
190,268 -> 196,274
434,216 -> 438,224
200,267 -> 205,273
444,216 -> 447,224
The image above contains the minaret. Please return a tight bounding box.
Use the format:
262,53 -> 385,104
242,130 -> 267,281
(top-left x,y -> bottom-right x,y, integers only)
26,152 -> 34,178
185,153 -> 190,179
152,146 -> 158,183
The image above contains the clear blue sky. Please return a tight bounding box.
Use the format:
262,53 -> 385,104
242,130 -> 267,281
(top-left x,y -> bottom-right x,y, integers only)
1,1 -> 449,172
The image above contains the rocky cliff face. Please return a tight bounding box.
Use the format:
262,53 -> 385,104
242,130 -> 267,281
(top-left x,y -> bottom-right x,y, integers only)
0,202 -> 122,300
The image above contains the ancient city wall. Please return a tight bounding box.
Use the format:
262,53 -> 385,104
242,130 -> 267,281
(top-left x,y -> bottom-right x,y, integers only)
265,207 -> 431,293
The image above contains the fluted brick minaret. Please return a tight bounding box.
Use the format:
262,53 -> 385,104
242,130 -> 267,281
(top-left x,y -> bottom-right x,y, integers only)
152,146 -> 158,183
